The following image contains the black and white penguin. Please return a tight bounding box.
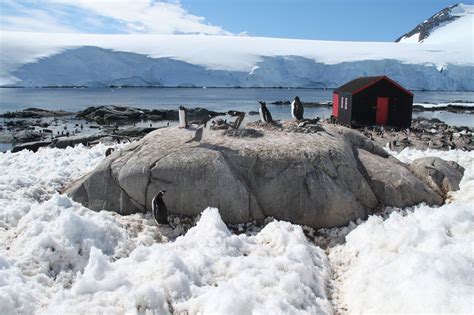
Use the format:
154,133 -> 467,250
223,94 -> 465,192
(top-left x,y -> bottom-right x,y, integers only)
178,106 -> 189,128
291,96 -> 304,120
105,147 -> 115,157
151,190 -> 169,225
227,110 -> 246,129
258,101 -> 273,123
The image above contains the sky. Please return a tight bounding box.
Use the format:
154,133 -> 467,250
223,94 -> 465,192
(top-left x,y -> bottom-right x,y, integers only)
0,0 -> 471,41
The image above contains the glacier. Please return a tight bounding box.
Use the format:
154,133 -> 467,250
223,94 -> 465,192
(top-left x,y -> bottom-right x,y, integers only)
0,29 -> 472,90
4,46 -> 473,91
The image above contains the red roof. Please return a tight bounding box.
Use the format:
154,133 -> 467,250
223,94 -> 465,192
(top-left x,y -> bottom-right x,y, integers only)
334,75 -> 413,96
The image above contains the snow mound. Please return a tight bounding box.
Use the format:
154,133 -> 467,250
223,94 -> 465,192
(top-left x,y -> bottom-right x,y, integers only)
0,143 -> 123,229
45,207 -> 332,314
0,145 -> 332,314
330,148 -> 474,314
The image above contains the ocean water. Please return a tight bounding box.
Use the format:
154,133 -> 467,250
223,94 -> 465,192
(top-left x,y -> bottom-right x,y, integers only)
0,87 -> 473,126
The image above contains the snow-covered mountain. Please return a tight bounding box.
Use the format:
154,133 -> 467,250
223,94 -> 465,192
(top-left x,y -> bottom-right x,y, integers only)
0,4 -> 472,90
396,3 -> 473,44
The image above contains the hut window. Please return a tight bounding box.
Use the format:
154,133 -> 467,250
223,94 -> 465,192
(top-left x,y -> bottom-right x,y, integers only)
344,98 -> 348,109
341,97 -> 344,108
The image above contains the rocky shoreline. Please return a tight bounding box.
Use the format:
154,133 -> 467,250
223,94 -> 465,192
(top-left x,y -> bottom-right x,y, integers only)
1,105 -> 473,153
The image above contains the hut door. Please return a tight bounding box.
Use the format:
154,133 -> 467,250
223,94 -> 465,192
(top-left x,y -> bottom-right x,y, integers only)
376,97 -> 389,125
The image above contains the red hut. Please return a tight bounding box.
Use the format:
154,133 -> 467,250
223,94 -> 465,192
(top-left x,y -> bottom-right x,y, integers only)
332,76 -> 413,128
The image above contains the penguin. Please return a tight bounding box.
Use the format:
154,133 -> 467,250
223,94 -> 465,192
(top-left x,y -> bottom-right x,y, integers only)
178,106 -> 189,128
258,101 -> 273,123
291,96 -> 304,120
105,147 -> 115,157
151,190 -> 169,225
185,125 -> 204,143
227,110 -> 246,129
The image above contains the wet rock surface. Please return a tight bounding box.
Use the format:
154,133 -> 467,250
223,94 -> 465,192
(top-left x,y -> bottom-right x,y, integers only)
0,108 -> 72,118
352,117 -> 473,152
65,123 -> 464,229
77,105 -> 225,124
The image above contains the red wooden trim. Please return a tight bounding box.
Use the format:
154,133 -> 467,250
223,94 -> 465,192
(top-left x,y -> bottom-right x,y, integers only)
352,76 -> 413,96
332,93 -> 339,117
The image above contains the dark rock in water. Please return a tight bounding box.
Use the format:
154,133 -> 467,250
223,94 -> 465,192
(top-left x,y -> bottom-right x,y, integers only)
13,130 -> 42,143
77,106 -> 145,123
409,157 -> 464,197
271,101 -> 291,105
0,108 -> 72,118
248,111 -> 259,116
77,105 -> 224,124
51,134 -> 104,149
223,129 -> 264,138
12,140 -> 52,153
65,124 -> 463,229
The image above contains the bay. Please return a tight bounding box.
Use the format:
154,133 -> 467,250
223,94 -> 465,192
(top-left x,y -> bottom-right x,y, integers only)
0,87 -> 473,127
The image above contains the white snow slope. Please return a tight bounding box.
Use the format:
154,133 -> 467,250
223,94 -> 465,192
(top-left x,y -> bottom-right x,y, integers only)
398,3 -> 474,45
0,12 -> 472,90
330,148 -> 474,314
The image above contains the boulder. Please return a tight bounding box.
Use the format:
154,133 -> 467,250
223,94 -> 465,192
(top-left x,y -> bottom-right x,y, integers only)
65,124 -> 463,229
51,134 -> 105,149
13,130 -> 42,143
357,150 -> 444,207
409,157 -> 465,197
77,105 -> 225,124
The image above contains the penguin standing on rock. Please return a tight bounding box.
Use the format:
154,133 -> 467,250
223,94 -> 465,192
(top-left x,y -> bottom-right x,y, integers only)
178,106 -> 189,128
291,96 -> 304,120
151,190 -> 169,225
227,110 -> 246,129
258,101 -> 273,123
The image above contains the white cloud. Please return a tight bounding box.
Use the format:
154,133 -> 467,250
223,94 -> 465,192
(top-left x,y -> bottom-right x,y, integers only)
0,0 -> 232,35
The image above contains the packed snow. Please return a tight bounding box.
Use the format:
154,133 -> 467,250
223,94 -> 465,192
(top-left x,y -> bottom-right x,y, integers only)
0,144 -> 332,314
1,141 -> 473,314
329,148 -> 474,314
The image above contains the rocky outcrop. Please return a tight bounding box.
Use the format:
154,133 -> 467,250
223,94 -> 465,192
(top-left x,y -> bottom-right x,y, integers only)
65,124 -> 464,229
0,108 -> 72,118
410,157 -> 465,197
76,105 -> 225,124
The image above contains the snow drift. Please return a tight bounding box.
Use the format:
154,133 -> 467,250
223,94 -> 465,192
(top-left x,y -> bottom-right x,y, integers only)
330,148 -> 474,314
0,144 -> 332,314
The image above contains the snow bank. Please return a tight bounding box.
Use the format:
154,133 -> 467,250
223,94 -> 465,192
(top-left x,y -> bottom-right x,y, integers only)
330,148 -> 474,314
43,208 -> 332,314
0,143 -> 122,229
0,144 -> 333,314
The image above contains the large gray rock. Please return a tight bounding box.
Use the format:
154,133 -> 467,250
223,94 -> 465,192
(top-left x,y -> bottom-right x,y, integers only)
65,124 -> 463,228
410,157 -> 465,197
358,150 -> 444,207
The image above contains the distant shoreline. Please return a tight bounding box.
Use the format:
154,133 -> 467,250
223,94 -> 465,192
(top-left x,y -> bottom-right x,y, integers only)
1,86 -> 474,92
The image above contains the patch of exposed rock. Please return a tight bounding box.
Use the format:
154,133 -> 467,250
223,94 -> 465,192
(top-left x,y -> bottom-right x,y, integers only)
65,124 -> 464,229
77,105 -> 224,124
0,108 -> 72,118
